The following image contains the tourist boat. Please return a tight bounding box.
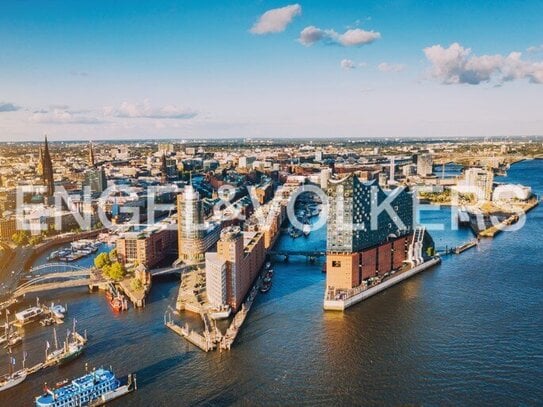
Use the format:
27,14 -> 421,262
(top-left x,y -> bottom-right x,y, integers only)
15,305 -> 43,326
0,356 -> 27,392
35,368 -> 137,406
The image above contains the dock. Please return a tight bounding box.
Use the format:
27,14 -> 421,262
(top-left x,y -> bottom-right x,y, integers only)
324,257 -> 442,311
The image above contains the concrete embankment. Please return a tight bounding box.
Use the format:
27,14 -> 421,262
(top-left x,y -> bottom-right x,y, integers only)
323,257 -> 442,311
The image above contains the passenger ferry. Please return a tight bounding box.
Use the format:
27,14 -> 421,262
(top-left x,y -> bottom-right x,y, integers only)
35,368 -> 136,406
15,306 -> 43,325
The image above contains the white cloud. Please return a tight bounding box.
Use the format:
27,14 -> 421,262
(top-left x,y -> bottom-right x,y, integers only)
299,26 -> 380,47
424,43 -> 543,85
29,108 -> 103,124
250,4 -> 302,35
377,62 -> 406,73
527,44 -> 543,53
340,59 -> 356,70
104,100 -> 197,119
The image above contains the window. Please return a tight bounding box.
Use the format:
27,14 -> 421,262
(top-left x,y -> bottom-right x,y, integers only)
332,260 -> 342,267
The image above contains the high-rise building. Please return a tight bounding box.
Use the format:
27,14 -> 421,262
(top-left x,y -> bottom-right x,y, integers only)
177,184 -> 220,263
84,168 -> 107,194
326,175 -> 414,292
416,153 -> 433,177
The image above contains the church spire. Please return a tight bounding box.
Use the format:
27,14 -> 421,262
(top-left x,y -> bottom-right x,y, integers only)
42,135 -> 55,197
88,141 -> 96,168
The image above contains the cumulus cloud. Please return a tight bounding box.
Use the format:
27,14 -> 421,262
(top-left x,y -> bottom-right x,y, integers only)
424,43 -> 543,85
104,100 -> 197,119
377,62 -> 406,73
0,102 -> 21,112
299,26 -> 380,47
250,4 -> 301,35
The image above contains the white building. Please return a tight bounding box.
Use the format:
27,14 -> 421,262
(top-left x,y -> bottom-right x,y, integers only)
462,168 -> 494,202
205,252 -> 227,308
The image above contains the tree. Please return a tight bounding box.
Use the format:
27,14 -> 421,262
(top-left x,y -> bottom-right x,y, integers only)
94,252 -> 111,269
12,230 -> 30,246
131,278 -> 143,291
108,248 -> 118,263
108,262 -> 126,281
28,235 -> 43,246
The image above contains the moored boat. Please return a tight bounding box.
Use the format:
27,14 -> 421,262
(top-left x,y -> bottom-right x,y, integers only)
35,368 -> 137,406
0,354 -> 27,392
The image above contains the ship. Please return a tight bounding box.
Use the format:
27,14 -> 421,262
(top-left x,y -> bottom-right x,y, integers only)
15,305 -> 43,326
45,321 -> 87,367
35,368 -> 137,407
0,354 -> 27,392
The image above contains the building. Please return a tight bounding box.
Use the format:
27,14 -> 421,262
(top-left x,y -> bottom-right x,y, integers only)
416,153 -> 433,177
326,175 -> 415,292
116,224 -> 175,269
84,168 -> 107,194
462,168 -> 494,201
177,184 -> 220,263
0,216 -> 16,240
40,136 -> 55,198
205,226 -> 265,311
238,156 -> 256,169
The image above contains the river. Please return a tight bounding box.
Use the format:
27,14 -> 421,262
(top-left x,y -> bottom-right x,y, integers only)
1,159 -> 542,406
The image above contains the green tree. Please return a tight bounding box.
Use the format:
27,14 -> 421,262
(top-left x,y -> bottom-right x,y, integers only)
108,248 -> 118,263
108,262 -> 126,281
131,278 -> 143,291
28,235 -> 43,246
12,230 -> 30,246
94,252 -> 111,269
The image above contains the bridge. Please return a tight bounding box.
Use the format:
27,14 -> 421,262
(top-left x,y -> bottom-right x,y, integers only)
150,264 -> 197,277
267,250 -> 326,261
12,263 -> 103,298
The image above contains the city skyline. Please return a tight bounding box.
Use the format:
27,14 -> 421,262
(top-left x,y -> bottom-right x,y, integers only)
1,0 -> 543,141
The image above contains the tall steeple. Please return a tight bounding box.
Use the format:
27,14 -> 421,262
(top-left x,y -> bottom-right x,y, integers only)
160,153 -> 168,182
42,135 -> 55,197
88,141 -> 96,168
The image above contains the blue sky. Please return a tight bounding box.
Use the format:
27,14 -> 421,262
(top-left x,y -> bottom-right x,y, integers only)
1,0 -> 542,140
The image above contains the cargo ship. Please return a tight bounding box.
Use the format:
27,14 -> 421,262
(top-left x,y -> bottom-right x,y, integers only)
35,368 -> 137,406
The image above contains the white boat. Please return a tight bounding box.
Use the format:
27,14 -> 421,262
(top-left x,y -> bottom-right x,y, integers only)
0,369 -> 27,392
0,355 -> 27,392
15,306 -> 43,325
302,224 -> 311,236
50,304 -> 66,319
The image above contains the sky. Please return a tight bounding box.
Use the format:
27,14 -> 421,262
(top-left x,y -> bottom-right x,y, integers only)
1,0 -> 542,141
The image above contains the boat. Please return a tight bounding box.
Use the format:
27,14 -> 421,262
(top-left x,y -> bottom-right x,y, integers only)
15,305 -> 43,325
47,251 -> 60,261
0,355 -> 27,392
259,281 -> 272,293
302,224 -> 311,237
4,332 -> 22,348
108,294 -> 127,312
50,304 -> 66,320
35,368 -> 137,407
45,322 -> 86,366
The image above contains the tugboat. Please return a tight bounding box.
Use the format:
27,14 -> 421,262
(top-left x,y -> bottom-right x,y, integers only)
0,354 -> 27,392
35,367 -> 137,406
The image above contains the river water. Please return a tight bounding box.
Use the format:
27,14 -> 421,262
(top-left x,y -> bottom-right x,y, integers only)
1,160 -> 542,406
